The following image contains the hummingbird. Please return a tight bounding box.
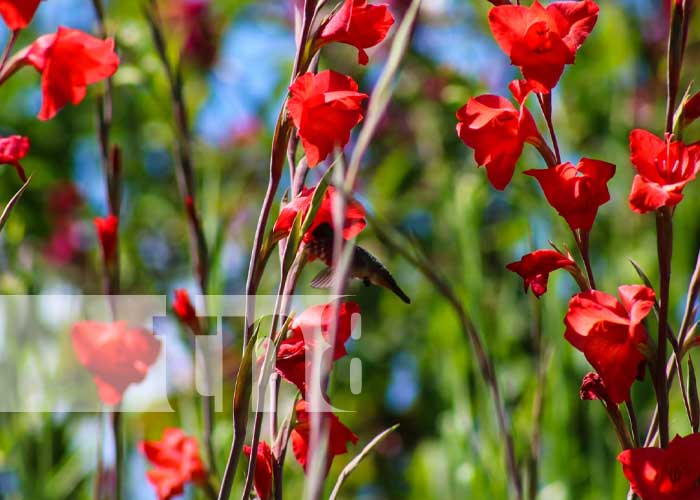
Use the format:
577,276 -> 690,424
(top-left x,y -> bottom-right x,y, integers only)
305,223 -> 411,304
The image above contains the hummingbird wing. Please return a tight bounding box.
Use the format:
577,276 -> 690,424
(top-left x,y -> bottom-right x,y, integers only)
310,267 -> 336,289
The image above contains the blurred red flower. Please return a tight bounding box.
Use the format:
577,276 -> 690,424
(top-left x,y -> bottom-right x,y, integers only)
525,158 -> 615,231
272,185 -> 366,244
456,82 -> 540,190
0,135 -> 29,181
628,129 -> 700,213
71,321 -> 161,405
287,70 -> 368,167
0,0 -> 39,31
317,0 -> 395,65
140,428 -> 208,500
275,302 -> 360,394
618,433 -> 700,500
564,285 -> 655,404
290,400 -> 358,474
506,249 -> 575,297
4,27 -> 119,120
94,215 -> 118,264
173,289 -> 200,333
243,441 -> 274,500
488,0 -> 599,92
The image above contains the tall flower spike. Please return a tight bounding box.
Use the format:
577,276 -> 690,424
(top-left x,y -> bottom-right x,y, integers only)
287,70 -> 368,167
316,0 -> 395,65
525,158 -> 615,231
628,129 -> 700,213
1,27 -> 119,120
488,0 -> 599,92
0,0 -> 40,31
564,285 -> 655,404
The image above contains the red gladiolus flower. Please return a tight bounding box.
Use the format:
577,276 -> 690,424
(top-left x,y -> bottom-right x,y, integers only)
272,185 -> 366,244
317,0 -> 395,65
290,400 -> 358,474
506,249 -> 575,297
0,135 -> 29,181
173,289 -> 200,333
2,27 -> 119,120
243,441 -> 274,500
525,158 -> 615,231
0,0 -> 40,31
618,433 -> 700,500
564,285 -> 655,404
276,302 -> 360,394
682,91 -> 700,127
488,0 -> 599,92
287,70 -> 368,167
94,215 -> 118,263
140,428 -> 208,500
628,129 -> 700,213
456,81 -> 540,190
71,321 -> 161,405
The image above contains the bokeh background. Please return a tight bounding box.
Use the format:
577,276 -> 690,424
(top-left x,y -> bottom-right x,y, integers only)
0,0 -> 699,499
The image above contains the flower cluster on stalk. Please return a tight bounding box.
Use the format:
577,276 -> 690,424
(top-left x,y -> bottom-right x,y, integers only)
458,0 -> 700,495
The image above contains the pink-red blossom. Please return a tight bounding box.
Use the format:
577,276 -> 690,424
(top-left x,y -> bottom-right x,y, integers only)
317,0 -> 395,65
506,249 -> 575,297
140,428 -> 208,500
287,70 -> 368,167
564,285 -> 655,404
0,135 -> 30,181
525,158 -> 615,231
456,81 -> 540,190
628,129 -> 700,213
618,433 -> 700,500
488,0 -> 599,92
71,321 -> 161,405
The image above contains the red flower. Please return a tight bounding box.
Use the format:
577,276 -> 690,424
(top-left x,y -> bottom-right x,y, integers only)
272,185 -> 366,244
564,285 -> 655,404
71,321 -> 161,405
488,0 -> 599,92
0,0 -> 40,31
618,433 -> 700,500
94,215 -> 118,263
456,81 -> 540,190
628,129 -> 700,213
316,0 -> 395,65
0,135 -> 30,181
173,289 -> 200,333
506,249 -> 575,297
290,400 -> 358,474
243,441 -> 274,500
140,428 -> 208,500
3,27 -> 119,120
525,158 -> 615,231
682,91 -> 700,127
276,302 -> 360,394
287,70 -> 368,167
